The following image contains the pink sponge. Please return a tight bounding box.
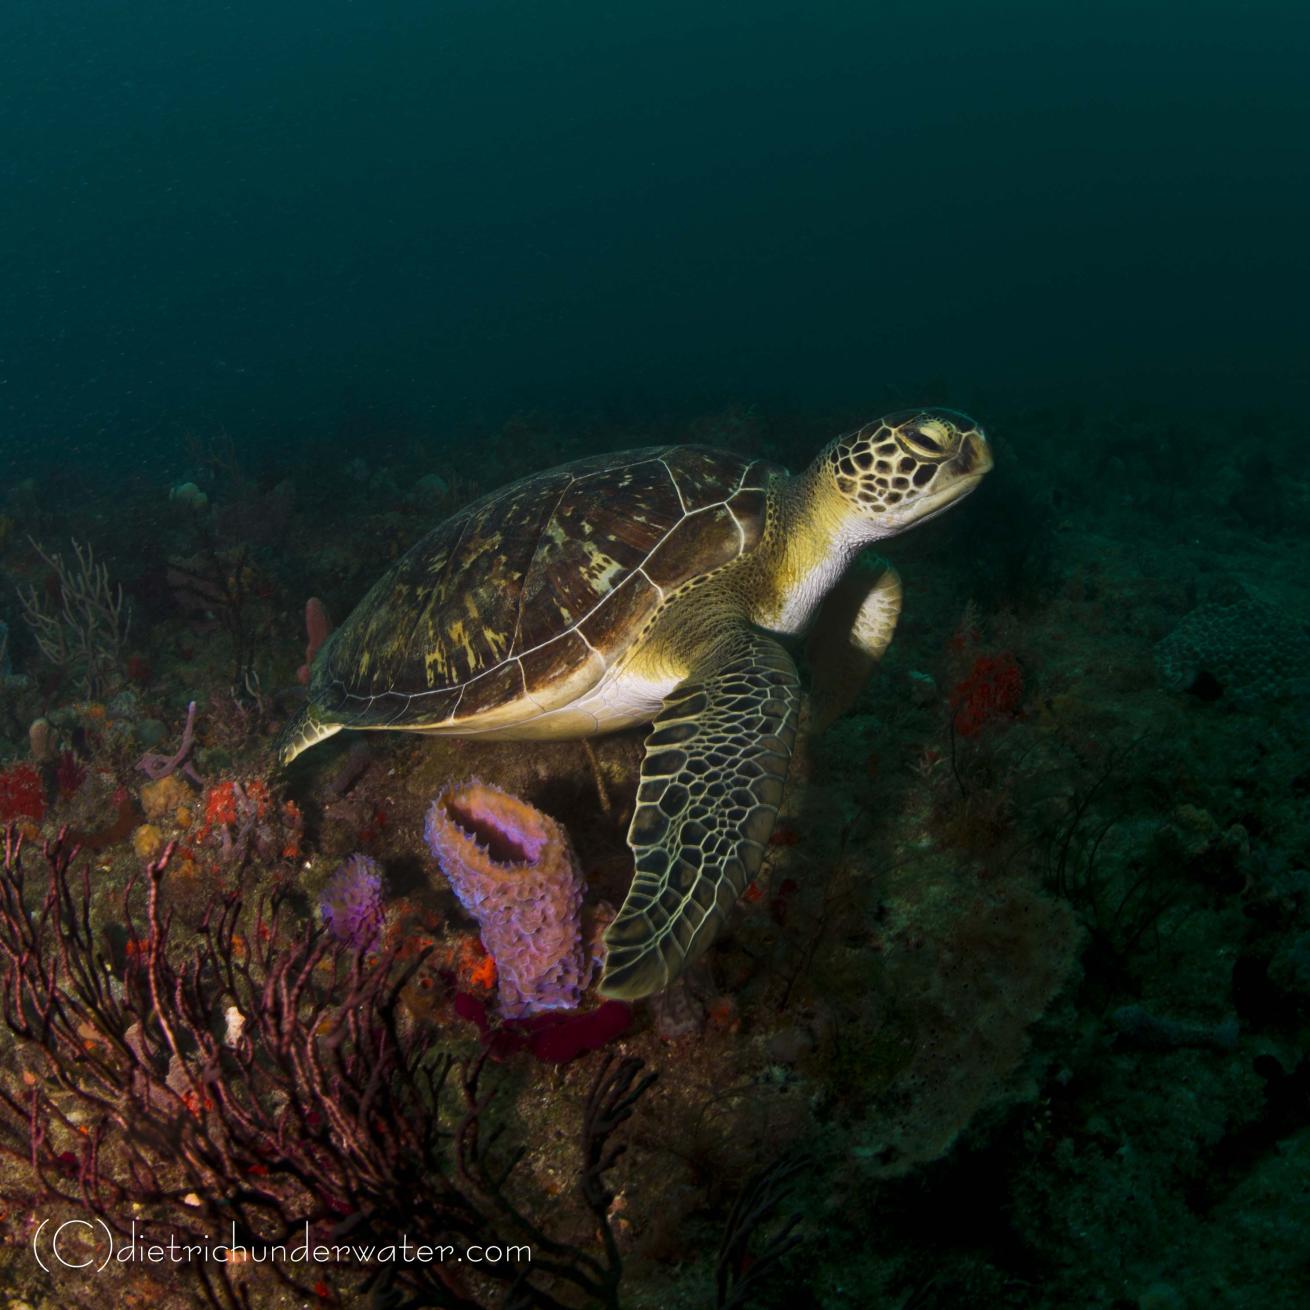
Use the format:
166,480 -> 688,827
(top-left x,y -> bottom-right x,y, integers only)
424,780 -> 588,1018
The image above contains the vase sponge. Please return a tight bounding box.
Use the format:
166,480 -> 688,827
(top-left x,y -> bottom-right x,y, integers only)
424,779 -> 588,1018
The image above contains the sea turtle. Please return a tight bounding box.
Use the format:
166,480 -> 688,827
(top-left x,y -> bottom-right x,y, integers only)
279,409 -> 992,998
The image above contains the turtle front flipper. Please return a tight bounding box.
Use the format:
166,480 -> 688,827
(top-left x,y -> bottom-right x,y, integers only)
599,629 -> 801,1000
805,556 -> 902,734
276,703 -> 343,768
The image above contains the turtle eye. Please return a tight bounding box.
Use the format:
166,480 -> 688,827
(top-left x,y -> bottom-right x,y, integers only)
896,418 -> 954,462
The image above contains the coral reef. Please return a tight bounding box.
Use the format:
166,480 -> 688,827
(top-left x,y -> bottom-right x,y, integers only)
949,650 -> 1026,737
1110,1003 -> 1240,1052
190,776 -> 303,870
455,990 -> 633,1063
319,850 -> 385,949
136,697 -> 202,783
16,537 -> 131,697
295,595 -> 332,684
1,399 -> 1307,1307
1155,596 -> 1310,704
0,761 -> 45,823
425,778 -> 590,1018
0,828 -> 657,1308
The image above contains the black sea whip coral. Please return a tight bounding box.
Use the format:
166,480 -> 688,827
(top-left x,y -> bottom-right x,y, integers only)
0,824 -> 654,1309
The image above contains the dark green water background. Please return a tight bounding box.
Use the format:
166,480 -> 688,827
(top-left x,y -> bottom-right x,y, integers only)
3,1 -> 1308,480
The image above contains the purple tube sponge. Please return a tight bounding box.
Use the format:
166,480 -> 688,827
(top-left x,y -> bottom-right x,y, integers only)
320,853 -> 385,951
424,779 -> 588,1019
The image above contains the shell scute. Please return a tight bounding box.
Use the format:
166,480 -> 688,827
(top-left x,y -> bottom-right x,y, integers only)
670,447 -> 756,511
516,459 -> 675,649
520,629 -> 599,698
457,660 -> 525,717
727,487 -> 768,551
643,503 -> 743,589
576,569 -> 663,654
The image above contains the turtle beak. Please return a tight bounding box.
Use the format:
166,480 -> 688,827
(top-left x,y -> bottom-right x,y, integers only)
951,429 -> 994,480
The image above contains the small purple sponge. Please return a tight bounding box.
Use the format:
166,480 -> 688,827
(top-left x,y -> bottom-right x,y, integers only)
320,852 -> 385,951
424,779 -> 588,1019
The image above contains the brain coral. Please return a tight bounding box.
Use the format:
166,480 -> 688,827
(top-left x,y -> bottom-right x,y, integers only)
1155,599 -> 1310,705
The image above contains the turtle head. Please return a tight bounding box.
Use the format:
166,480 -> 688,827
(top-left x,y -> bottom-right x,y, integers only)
818,408 -> 992,539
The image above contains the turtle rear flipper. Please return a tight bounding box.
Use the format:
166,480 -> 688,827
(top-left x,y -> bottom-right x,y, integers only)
276,703 -> 343,768
599,629 -> 800,999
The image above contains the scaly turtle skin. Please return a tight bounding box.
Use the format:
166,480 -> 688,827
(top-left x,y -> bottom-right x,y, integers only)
279,409 -> 993,998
